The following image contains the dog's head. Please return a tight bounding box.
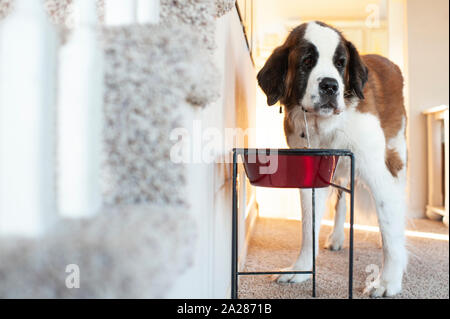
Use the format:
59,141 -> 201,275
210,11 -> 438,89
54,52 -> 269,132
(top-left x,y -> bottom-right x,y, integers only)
257,21 -> 368,117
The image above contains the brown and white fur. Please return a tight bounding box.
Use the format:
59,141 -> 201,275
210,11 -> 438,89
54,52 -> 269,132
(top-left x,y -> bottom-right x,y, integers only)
257,21 -> 407,297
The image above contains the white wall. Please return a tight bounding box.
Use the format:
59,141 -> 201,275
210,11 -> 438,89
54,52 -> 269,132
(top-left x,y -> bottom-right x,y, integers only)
166,8 -> 256,298
406,0 -> 449,218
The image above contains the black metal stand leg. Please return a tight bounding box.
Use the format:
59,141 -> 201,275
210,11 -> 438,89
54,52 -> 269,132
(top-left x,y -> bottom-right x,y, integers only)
231,151 -> 238,299
312,188 -> 316,297
348,154 -> 355,299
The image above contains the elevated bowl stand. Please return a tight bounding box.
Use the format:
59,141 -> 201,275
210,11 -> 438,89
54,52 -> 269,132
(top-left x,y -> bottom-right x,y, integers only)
231,148 -> 355,299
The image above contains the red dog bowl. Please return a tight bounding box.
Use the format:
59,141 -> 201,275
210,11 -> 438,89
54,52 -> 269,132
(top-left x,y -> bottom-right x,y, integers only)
243,152 -> 339,188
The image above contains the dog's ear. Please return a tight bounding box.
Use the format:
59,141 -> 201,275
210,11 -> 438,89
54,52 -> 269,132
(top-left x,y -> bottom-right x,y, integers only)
257,46 -> 289,106
345,40 -> 368,100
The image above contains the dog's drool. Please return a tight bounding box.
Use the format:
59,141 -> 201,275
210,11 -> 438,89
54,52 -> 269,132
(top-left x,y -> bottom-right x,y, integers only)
303,108 -> 311,148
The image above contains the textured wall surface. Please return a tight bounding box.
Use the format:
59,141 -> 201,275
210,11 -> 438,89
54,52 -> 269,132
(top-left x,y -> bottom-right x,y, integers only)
101,1 -> 235,207
102,24 -> 220,206
0,205 -> 196,298
0,0 -> 13,20
44,0 -> 73,25
0,0 -> 235,298
215,0 -> 236,17
160,0 -> 217,51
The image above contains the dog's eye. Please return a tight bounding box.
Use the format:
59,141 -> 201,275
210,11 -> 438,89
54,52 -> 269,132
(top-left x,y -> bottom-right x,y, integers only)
303,57 -> 313,68
336,58 -> 346,68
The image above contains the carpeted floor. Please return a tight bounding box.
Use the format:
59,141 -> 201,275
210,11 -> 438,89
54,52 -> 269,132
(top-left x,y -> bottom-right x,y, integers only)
239,217 -> 449,299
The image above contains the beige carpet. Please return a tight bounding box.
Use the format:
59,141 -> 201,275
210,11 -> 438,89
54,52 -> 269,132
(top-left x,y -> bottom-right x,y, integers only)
239,217 -> 449,299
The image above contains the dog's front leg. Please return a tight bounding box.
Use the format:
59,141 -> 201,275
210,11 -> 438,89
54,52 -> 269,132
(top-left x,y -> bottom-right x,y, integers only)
276,188 -> 328,283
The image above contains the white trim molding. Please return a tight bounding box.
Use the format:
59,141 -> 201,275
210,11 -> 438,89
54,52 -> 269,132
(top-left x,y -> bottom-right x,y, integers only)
423,105 -> 449,227
57,0 -> 103,218
0,0 -> 58,236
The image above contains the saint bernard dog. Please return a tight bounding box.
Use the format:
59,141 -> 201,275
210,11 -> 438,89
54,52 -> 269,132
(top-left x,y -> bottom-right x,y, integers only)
257,21 -> 407,297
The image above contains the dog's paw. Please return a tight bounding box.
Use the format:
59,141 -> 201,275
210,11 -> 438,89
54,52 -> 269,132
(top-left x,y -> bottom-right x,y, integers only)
272,267 -> 311,284
363,279 -> 402,298
325,231 -> 344,251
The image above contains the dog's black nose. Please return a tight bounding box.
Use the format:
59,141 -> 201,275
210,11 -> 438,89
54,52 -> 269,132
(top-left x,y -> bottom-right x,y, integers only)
319,78 -> 338,96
